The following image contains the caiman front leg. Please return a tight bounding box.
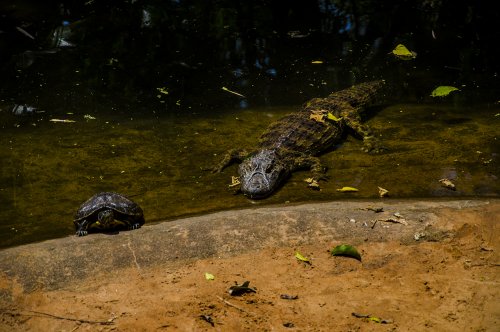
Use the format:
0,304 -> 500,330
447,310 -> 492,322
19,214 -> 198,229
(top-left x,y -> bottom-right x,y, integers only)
212,148 -> 251,173
342,107 -> 385,153
290,154 -> 328,181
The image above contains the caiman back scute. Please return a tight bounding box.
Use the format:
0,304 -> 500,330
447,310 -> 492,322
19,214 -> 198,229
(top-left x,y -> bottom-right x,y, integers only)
260,80 -> 384,155
258,112 -> 343,155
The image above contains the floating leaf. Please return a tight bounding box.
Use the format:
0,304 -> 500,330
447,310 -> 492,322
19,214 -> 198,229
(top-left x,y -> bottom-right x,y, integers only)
205,272 -> 215,281
228,176 -> 240,188
311,60 -> 323,64
222,86 -> 246,98
157,87 -> 169,95
439,178 -> 456,190
228,281 -> 256,296
49,119 -> 76,123
378,186 -> 389,197
304,178 -> 320,190
295,251 -> 311,264
331,244 -> 361,261
336,186 -> 359,192
430,86 -> 459,97
326,112 -> 342,122
391,44 -> 417,60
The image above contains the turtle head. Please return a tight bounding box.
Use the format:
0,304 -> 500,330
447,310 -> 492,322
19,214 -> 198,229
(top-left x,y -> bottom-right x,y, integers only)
238,149 -> 289,199
96,209 -> 114,228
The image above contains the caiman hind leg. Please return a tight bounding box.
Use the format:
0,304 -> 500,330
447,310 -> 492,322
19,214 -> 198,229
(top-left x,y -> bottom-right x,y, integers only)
342,107 -> 385,153
212,149 -> 251,173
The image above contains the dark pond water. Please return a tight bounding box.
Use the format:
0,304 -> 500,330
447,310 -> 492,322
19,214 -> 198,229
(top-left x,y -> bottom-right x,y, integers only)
1,97 -> 498,248
0,1 -> 499,248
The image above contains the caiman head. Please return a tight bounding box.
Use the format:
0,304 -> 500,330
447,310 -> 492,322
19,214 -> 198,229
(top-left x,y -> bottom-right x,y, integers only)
238,149 -> 289,199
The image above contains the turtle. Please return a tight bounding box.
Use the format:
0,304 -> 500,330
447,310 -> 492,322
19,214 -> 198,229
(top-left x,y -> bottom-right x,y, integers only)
74,192 -> 145,236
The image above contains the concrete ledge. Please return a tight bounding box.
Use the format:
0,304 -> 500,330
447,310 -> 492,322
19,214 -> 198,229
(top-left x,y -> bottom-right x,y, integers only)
0,199 -> 495,292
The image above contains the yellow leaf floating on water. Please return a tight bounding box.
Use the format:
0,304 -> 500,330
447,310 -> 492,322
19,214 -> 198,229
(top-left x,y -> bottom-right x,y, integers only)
157,87 -> 169,95
311,60 -> 323,64
304,178 -> 320,190
228,176 -> 240,188
337,186 -> 359,192
439,178 -> 456,190
295,251 -> 311,264
205,272 -> 215,281
222,86 -> 246,98
50,119 -> 76,123
430,86 -> 460,97
378,186 -> 389,197
391,44 -> 417,60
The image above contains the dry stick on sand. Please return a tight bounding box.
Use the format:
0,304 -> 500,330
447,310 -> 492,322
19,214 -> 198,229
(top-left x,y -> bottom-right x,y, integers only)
216,296 -> 255,315
0,309 -> 115,325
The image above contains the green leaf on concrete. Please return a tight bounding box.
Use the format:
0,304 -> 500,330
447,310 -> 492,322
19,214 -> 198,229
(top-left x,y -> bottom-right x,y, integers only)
295,251 -> 311,264
331,244 -> 362,261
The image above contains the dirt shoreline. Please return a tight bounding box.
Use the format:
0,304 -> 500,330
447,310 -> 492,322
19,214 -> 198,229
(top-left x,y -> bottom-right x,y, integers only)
0,199 -> 499,331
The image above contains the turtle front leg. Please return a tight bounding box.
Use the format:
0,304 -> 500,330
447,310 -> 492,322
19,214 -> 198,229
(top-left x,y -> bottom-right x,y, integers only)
129,223 -> 142,230
212,149 -> 250,173
75,220 -> 90,236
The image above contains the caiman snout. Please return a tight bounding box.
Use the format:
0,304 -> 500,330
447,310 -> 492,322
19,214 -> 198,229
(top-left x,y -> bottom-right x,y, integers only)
241,172 -> 272,199
238,149 -> 288,199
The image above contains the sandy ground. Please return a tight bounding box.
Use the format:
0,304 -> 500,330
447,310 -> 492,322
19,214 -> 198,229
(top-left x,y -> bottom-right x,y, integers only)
0,200 -> 499,331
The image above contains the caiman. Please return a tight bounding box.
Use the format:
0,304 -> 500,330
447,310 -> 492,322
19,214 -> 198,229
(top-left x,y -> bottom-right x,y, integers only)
214,80 -> 386,199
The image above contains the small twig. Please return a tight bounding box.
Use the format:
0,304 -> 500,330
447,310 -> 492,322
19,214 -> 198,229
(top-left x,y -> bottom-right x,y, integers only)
24,310 -> 115,325
216,296 -> 254,315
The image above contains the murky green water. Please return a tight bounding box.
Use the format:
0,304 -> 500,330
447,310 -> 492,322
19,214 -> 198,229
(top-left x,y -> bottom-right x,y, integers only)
0,98 -> 498,248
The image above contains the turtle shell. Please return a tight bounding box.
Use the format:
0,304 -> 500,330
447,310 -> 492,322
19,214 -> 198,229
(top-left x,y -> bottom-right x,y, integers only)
74,192 -> 145,230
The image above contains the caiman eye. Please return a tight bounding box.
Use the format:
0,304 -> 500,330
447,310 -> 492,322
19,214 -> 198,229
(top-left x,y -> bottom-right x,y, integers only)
265,162 -> 274,173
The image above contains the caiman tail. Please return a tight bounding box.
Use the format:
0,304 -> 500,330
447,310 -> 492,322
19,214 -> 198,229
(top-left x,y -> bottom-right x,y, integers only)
326,80 -> 385,108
